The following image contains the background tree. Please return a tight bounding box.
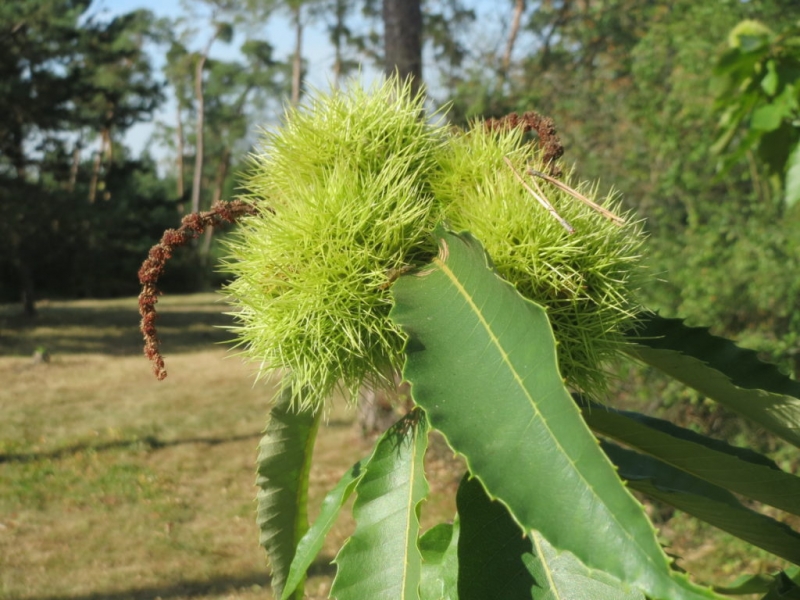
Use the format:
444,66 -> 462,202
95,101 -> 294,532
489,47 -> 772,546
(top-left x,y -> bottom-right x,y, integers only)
316,0 -> 363,87
0,0 -> 162,314
422,0 -> 475,99
162,39 -> 195,205
382,0 -> 423,93
198,39 -> 288,258
74,9 -> 163,202
712,19 -> 800,210
187,13 -> 234,215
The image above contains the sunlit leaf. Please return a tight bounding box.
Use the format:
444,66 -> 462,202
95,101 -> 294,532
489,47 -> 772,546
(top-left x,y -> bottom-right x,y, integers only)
331,412 -> 429,600
784,142 -> 800,208
419,520 -> 459,600
256,386 -> 321,600
281,457 -> 371,600
391,230 -> 722,600
751,103 -> 787,131
525,531 -> 646,600
761,60 -> 779,96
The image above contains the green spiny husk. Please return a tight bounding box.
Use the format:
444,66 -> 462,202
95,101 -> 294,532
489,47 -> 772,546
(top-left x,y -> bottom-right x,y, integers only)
434,128 -> 642,395
223,79 -> 643,411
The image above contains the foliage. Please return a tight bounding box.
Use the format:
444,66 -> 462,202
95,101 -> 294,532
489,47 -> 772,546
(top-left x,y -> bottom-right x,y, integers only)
0,0 -> 167,309
202,82 -> 800,600
256,386 -> 321,598
0,156 -> 205,302
712,19 -> 800,208
440,4 -> 800,385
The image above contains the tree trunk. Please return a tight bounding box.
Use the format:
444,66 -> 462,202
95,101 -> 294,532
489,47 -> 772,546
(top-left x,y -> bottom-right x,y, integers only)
88,149 -> 102,203
191,33 -> 218,215
200,147 -> 231,261
88,128 -> 112,203
501,0 -> 525,80
332,0 -> 344,88
12,125 -> 27,180
192,55 -> 207,215
103,120 -> 114,164
291,5 -> 303,106
358,376 -> 412,437
15,257 -> 36,318
176,103 -> 185,211
68,144 -> 80,193
382,0 -> 423,95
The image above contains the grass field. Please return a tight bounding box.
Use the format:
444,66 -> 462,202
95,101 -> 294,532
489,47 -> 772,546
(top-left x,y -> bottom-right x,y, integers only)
0,293 -> 462,600
0,293 -> 790,599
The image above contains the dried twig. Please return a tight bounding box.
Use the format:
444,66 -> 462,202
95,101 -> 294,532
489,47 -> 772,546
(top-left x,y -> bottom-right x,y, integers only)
504,157 -> 574,234
528,168 -> 625,226
138,200 -> 258,380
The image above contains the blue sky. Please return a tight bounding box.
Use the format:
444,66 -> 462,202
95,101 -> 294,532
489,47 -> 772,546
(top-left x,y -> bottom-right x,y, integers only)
93,0 -> 339,77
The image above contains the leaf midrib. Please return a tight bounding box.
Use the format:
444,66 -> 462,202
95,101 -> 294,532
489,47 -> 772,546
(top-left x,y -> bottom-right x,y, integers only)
434,253 -> 660,575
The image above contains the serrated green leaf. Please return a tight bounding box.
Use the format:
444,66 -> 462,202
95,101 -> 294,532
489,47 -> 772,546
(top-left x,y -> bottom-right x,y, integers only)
603,442 -> 800,565
419,520 -> 459,600
455,475 -> 534,600
524,531 -> 646,600
784,142 -> 800,208
281,457 -> 371,600
390,230 -> 722,600
331,411 -> 429,600
625,313 -> 800,448
256,386 -> 321,600
579,399 -> 800,516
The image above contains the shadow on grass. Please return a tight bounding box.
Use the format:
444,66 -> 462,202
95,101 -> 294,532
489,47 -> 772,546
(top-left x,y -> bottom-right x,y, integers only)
0,432 -> 263,464
21,563 -> 336,600
0,305 -> 236,357
0,419 -> 355,464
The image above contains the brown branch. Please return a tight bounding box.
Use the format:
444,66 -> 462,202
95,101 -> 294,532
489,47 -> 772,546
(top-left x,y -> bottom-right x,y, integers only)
138,200 -> 258,380
500,0 -> 526,79
485,111 -> 564,177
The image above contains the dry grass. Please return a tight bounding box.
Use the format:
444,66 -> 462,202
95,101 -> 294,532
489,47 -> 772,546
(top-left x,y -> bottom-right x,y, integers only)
0,294 -> 463,600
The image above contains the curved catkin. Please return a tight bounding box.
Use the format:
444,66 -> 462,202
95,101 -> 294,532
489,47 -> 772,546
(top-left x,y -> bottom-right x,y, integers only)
223,78 -> 644,411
